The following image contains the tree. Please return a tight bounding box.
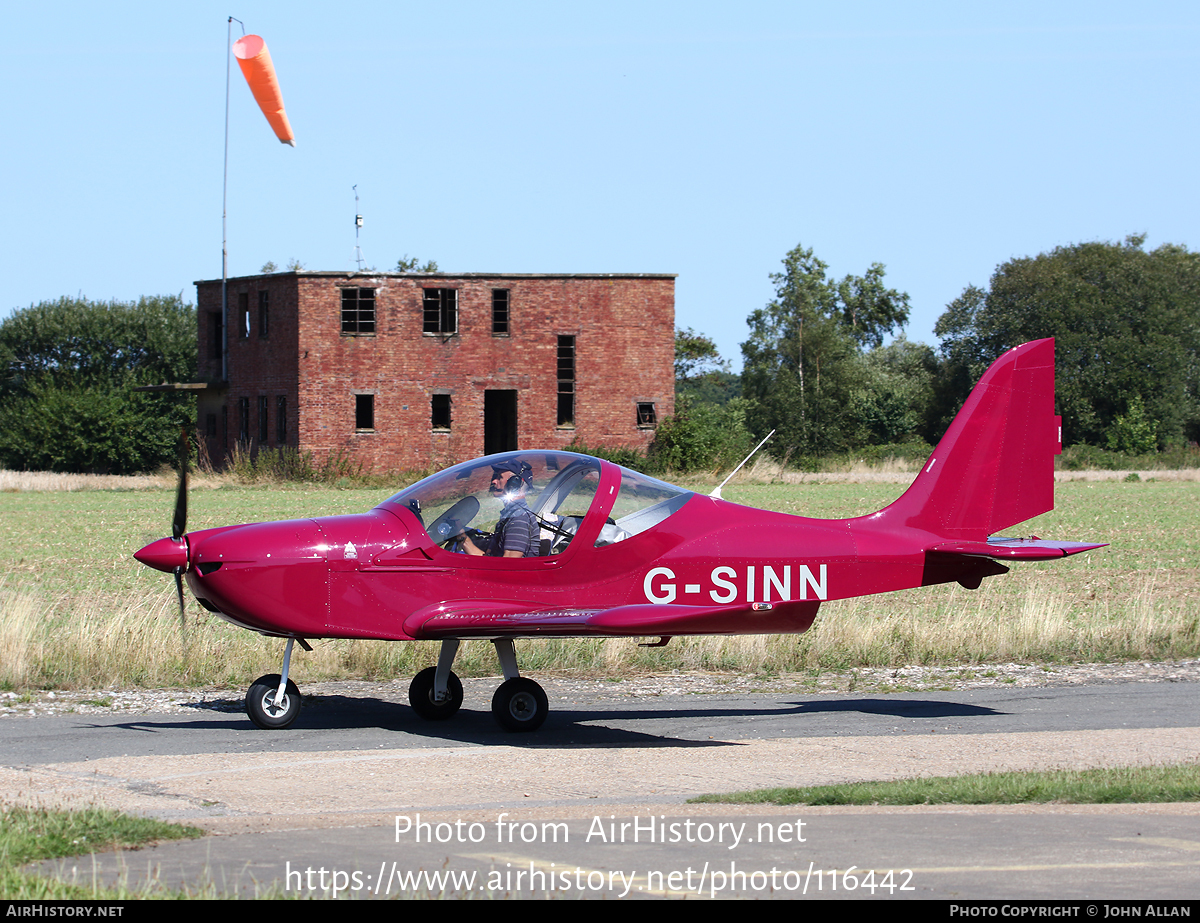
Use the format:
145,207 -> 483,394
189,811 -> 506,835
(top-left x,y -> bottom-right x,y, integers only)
648,396 -> 756,473
0,296 -> 196,473
834,262 -> 911,350
674,327 -> 725,382
674,327 -> 739,404
933,236 -> 1200,448
643,327 -> 751,471
848,337 -> 938,447
395,255 -> 439,273
741,244 -> 911,454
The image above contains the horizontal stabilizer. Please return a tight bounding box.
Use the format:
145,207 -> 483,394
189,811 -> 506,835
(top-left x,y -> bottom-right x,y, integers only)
929,536 -> 1109,560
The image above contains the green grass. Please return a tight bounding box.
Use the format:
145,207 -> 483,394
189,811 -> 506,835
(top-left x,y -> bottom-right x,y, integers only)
0,479 -> 1197,690
0,804 -> 202,899
0,483 -> 393,601
689,763 -> 1200,806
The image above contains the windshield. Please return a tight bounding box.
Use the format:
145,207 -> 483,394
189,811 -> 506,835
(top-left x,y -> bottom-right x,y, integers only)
382,451 -> 603,554
383,451 -> 696,555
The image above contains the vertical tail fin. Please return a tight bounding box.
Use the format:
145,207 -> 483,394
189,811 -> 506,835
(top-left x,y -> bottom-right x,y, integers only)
879,338 -> 1061,540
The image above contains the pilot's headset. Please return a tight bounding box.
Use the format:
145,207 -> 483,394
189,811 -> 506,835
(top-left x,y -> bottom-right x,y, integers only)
493,461 -> 533,501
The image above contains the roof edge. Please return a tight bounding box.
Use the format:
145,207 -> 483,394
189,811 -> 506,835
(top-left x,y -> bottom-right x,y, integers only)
195,271 -> 679,285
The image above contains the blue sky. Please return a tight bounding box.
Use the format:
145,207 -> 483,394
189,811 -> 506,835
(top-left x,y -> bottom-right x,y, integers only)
2,2 -> 1196,370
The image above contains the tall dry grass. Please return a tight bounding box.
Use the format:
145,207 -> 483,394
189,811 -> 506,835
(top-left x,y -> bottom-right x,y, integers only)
0,471 -> 175,492
2,474 -> 1195,691
2,572 -> 1196,691
0,579 -> 477,690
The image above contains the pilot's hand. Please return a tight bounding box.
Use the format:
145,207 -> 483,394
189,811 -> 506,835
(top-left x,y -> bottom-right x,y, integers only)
461,528 -> 491,556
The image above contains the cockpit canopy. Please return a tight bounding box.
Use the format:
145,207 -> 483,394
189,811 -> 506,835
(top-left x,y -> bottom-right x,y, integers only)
380,451 -> 693,555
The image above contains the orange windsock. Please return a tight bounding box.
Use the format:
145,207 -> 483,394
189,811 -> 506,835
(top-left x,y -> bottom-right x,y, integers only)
232,34 -> 295,147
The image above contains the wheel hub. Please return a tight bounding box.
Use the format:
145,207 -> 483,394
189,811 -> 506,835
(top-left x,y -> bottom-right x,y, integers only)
262,691 -> 290,718
508,692 -> 536,720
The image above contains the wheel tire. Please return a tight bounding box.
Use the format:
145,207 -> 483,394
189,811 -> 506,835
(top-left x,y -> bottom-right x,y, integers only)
246,674 -> 301,729
491,677 -> 548,732
408,667 -> 464,720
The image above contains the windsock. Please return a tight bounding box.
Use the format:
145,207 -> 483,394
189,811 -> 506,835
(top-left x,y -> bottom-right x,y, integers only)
232,34 -> 295,147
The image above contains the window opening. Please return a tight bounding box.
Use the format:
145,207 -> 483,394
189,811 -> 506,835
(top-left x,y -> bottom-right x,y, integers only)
341,288 -> 376,335
423,289 -> 458,335
238,397 -> 250,445
258,396 -> 269,443
276,396 -> 287,444
238,293 -> 250,338
432,394 -> 452,431
355,394 -> 375,431
637,402 -> 657,427
258,291 -> 269,338
557,335 -> 575,427
492,289 -> 510,335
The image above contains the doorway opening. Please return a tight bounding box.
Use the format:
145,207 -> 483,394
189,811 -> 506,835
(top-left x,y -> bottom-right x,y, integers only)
484,390 -> 518,456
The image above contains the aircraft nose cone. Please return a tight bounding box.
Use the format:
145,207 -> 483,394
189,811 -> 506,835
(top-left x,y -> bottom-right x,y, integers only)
134,536 -> 188,573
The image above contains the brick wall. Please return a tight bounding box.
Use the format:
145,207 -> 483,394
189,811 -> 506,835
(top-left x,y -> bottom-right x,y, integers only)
195,272 -> 675,472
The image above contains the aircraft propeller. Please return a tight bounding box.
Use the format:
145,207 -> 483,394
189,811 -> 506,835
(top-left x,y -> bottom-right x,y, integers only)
166,430 -> 190,651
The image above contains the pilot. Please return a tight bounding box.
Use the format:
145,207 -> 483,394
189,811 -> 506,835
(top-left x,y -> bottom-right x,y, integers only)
462,460 -> 539,558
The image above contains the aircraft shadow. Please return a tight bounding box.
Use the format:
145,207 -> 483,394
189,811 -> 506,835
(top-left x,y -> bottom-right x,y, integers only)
47,693 -> 1006,761
177,691 -> 1000,747
791,697 -> 1001,719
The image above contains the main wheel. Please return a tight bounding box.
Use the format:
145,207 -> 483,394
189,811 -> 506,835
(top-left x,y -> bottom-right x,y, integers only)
491,677 -> 548,732
246,674 -> 301,729
408,667 -> 464,720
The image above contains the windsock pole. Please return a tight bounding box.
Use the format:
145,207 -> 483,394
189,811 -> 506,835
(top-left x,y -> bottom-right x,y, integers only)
221,20 -> 295,383
221,16 -> 245,383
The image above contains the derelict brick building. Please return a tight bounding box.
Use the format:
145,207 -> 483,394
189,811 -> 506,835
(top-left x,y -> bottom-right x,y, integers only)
194,272 -> 676,471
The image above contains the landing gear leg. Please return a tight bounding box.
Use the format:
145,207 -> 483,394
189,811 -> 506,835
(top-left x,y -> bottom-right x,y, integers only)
490,639 -> 548,732
246,637 -> 304,729
409,639 -> 464,720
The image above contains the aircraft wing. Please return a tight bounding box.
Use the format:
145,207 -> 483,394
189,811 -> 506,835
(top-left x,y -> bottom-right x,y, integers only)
403,598 -> 820,639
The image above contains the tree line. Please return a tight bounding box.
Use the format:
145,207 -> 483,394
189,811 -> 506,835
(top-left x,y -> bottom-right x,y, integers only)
659,235 -> 1200,471
2,235 -> 1197,474
0,296 -> 195,474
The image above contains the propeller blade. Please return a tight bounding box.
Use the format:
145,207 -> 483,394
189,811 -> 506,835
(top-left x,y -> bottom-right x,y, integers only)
171,429 -> 190,659
174,567 -> 189,650
171,431 -> 188,541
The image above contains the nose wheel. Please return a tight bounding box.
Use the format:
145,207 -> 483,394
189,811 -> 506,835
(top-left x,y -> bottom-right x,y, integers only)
244,637 -> 309,730
246,674 -> 301,729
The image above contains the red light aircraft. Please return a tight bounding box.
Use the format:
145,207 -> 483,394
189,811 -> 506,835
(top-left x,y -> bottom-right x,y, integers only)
135,338 -> 1104,732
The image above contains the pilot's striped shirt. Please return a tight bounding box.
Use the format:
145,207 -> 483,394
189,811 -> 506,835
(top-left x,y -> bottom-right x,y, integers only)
488,500 -> 538,557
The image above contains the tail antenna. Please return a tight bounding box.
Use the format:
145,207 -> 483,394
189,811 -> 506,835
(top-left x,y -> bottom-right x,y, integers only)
710,429 -> 775,499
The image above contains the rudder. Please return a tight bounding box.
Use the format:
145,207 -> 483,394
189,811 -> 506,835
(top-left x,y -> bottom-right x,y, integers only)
879,338 -> 1061,540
